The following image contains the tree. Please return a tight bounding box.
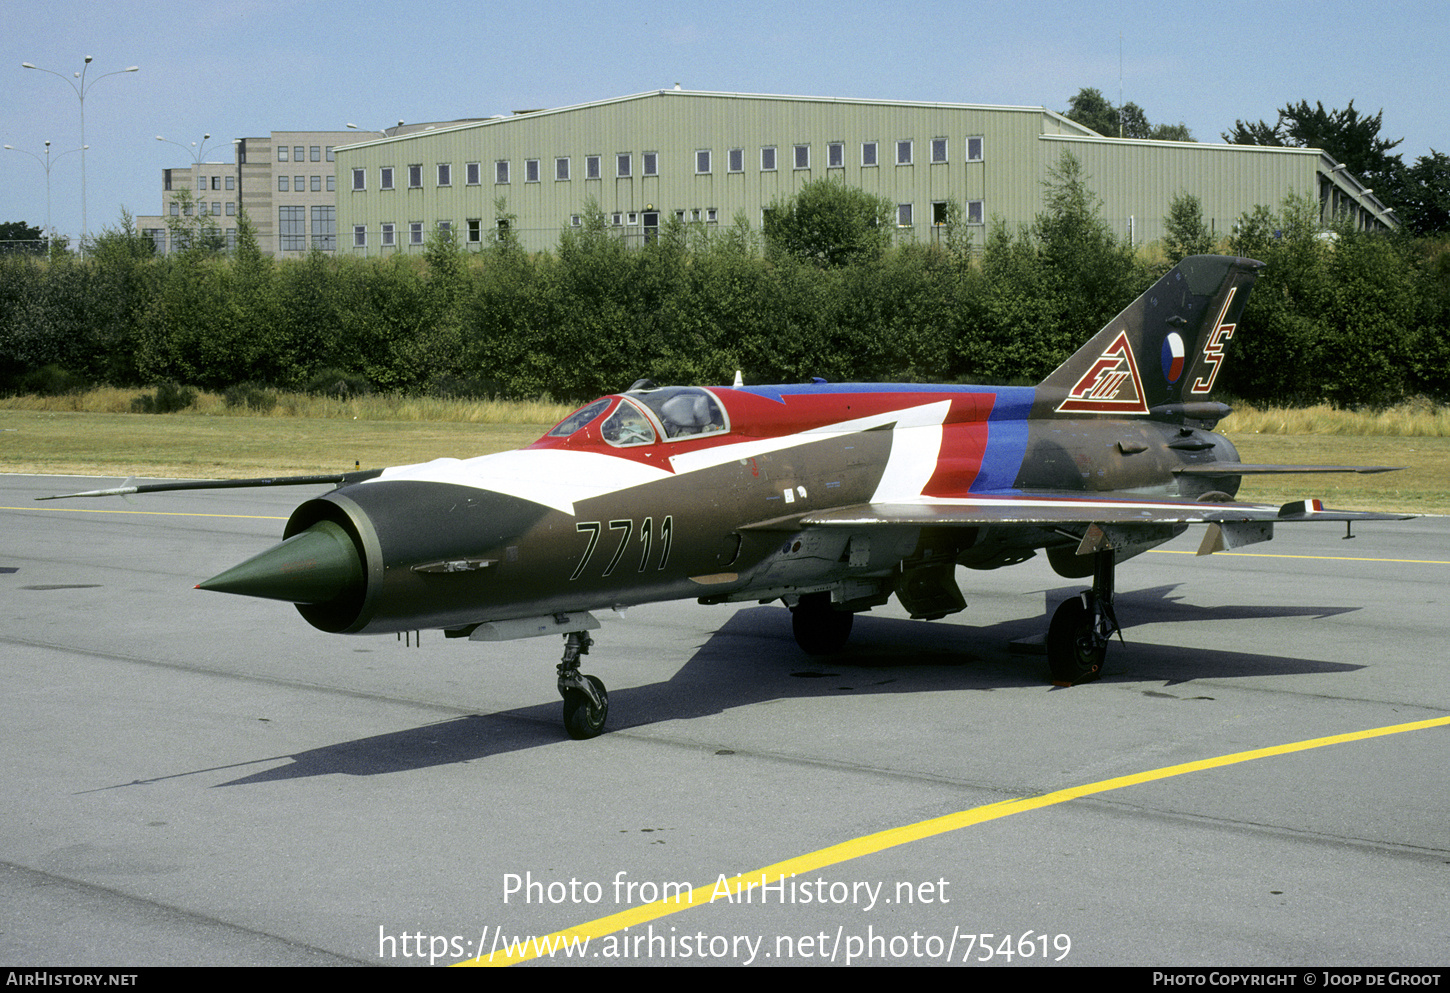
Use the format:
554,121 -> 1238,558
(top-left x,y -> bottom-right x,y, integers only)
1222,99 -> 1404,191
0,220 -> 46,256
1063,88 -> 1194,141
763,178 -> 894,267
1388,150 -> 1450,236
1162,192 -> 1216,261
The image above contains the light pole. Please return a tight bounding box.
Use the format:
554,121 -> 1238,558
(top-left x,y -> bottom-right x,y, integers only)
21,56 -> 140,252
3,140 -> 85,254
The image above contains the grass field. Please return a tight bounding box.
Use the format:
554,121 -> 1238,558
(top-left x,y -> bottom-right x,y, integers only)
1,391 -> 1444,513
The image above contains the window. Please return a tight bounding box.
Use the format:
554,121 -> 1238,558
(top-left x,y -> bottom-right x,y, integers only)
279,205 -> 305,251
278,176 -> 289,192
707,208 -> 718,223
525,159 -> 540,183
408,164 -> 422,188
570,215 -> 582,227
967,136 -> 984,162
198,202 -> 208,216
225,175 -> 234,190
311,175 -> 322,192
170,202 -> 179,216
931,138 -> 948,163
862,141 -> 878,167
381,166 -> 394,190
211,202 -> 221,215
611,212 -> 622,226
897,140 -> 913,165
696,149 -> 711,174
437,220 -> 451,238
586,155 -> 601,179
932,201 -> 949,226
437,163 -> 451,186
326,146 -> 335,162
198,176 -> 207,190
311,205 -> 336,250
643,152 -> 657,176
294,146 -> 304,162
409,221 -> 423,245
326,175 -> 335,192
967,200 -> 984,224
556,157 -> 570,181
761,146 -> 777,171
495,160 -> 509,184
617,153 -> 631,177
467,162 -> 480,185
728,148 -> 744,173
225,202 -> 235,216
381,223 -> 395,246
354,225 -> 367,248
295,175 -> 304,191
828,142 -> 844,168
277,146 -> 288,162
212,176 -> 221,190
794,144 -> 809,169
310,146 -> 321,162
897,203 -> 913,227
468,218 -> 481,243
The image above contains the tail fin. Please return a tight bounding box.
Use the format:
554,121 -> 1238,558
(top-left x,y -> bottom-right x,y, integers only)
1039,255 -> 1263,415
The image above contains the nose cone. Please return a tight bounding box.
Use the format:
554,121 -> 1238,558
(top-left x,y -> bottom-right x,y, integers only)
198,520 -> 363,604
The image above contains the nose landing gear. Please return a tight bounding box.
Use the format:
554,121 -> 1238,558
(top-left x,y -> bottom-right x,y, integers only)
557,631 -> 609,739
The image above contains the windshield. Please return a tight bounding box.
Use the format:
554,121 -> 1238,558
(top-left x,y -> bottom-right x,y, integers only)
546,398 -> 612,438
629,387 -> 728,439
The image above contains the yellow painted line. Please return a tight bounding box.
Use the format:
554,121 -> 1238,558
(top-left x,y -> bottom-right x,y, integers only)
1,505 -> 286,520
463,715 -> 1450,967
1151,548 -> 1450,565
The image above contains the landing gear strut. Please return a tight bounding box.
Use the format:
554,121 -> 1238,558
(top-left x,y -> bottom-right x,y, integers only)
557,631 -> 608,739
1047,549 -> 1121,685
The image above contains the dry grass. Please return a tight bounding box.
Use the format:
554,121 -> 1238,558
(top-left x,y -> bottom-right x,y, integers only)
1221,399 -> 1450,438
0,387 -> 573,425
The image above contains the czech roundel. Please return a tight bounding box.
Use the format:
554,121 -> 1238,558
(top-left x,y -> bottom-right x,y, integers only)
1161,332 -> 1185,384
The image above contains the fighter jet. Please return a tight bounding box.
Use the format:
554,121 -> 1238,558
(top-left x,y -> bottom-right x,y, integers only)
44,255 -> 1407,738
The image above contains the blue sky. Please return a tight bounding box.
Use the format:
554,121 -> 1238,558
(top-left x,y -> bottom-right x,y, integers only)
3,0 -> 1446,244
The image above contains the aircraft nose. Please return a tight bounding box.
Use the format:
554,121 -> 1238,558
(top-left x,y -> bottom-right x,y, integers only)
197,520 -> 364,604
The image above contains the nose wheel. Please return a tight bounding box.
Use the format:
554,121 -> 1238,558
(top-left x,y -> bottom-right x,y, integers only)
557,631 -> 609,739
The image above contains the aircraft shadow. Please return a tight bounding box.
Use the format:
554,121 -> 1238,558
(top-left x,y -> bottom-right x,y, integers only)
193,585 -> 1363,786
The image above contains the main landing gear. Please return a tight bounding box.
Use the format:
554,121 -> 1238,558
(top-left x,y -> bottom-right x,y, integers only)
1046,549 -> 1121,686
557,631 -> 608,739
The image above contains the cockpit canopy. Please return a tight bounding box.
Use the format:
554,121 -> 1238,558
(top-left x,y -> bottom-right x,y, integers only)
546,387 -> 729,448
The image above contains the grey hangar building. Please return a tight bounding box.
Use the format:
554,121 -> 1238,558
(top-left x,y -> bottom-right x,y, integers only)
331,88 -> 1394,258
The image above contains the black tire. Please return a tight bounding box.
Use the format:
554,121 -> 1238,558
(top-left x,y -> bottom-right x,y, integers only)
791,594 -> 854,656
1047,594 -> 1106,685
562,675 -> 608,739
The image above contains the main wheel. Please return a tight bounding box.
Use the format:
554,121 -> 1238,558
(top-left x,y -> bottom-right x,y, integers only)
562,675 -> 609,739
1046,594 -> 1106,685
791,594 -> 854,656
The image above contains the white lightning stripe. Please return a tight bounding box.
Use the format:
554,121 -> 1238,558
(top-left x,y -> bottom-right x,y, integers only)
667,400 -> 952,476
364,400 -> 955,516
368,451 -> 671,515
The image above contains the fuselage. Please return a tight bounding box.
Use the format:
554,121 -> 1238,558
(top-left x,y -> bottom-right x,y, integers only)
225,383 -> 1240,636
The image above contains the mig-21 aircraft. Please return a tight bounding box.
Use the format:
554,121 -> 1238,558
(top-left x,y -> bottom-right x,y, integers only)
45,255 -> 1407,738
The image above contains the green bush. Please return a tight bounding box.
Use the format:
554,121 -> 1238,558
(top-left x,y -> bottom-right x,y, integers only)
130,381 -> 196,414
